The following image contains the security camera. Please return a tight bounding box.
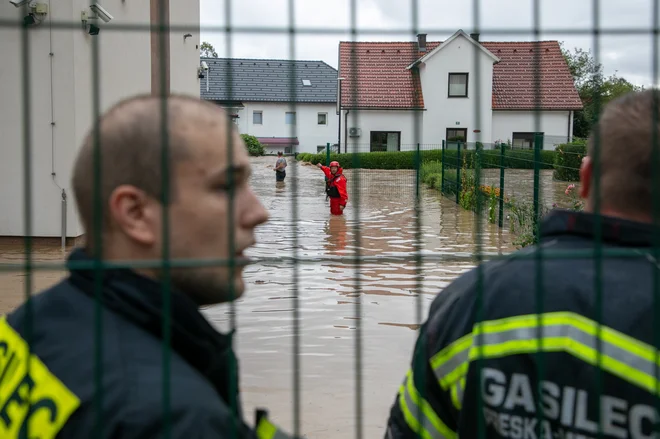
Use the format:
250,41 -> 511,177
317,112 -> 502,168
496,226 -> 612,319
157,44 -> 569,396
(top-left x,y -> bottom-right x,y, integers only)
89,3 -> 113,23
9,0 -> 32,7
201,61 -> 209,71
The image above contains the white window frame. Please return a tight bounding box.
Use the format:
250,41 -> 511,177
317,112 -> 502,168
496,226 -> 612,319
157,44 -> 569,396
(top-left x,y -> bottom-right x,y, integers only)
253,111 -> 263,125
317,112 -> 328,125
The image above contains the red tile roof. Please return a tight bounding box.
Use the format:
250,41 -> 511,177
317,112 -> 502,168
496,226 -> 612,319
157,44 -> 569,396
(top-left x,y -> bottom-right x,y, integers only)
339,39 -> 583,111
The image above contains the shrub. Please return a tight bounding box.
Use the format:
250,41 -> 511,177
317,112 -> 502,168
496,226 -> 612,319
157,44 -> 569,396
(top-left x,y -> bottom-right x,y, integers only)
420,161 -> 445,192
240,134 -> 265,157
299,150 -> 444,170
297,149 -> 556,170
553,141 -> 586,181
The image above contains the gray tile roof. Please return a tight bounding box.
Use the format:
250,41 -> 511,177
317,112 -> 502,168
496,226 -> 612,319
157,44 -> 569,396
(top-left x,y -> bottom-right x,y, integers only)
200,58 -> 338,103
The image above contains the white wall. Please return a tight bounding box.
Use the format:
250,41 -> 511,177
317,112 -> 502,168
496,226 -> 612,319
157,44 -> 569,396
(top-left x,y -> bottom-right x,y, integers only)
234,102 -> 338,154
492,110 -> 573,150
419,34 -> 495,146
0,0 -> 200,237
340,110 -> 425,153
170,0 -> 200,96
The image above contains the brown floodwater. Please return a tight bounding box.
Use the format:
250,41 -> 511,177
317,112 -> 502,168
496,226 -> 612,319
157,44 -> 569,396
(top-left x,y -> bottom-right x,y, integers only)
0,156 -> 578,438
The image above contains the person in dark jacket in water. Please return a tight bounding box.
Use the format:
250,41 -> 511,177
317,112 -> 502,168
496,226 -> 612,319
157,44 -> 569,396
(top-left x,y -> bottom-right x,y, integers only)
2,94 -> 300,438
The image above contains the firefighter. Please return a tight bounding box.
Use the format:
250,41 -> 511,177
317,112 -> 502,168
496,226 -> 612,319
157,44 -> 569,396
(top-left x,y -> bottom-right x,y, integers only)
3,95 -> 300,439
385,89 -> 660,438
316,160 -> 348,215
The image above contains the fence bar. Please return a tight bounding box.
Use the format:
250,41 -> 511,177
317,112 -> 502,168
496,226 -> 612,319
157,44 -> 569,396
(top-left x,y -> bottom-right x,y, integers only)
532,133 -> 542,238
652,0 -> 660,428
441,140 -> 445,194
456,143 -> 462,204
498,142 -> 505,228
19,7 -> 34,438
326,142 -> 330,166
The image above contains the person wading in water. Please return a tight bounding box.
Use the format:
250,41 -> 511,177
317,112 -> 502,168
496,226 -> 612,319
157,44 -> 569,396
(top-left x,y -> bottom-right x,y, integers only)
316,160 -> 348,215
273,151 -> 287,182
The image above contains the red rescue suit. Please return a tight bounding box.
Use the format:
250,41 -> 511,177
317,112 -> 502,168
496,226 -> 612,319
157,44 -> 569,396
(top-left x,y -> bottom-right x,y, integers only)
320,164 -> 348,215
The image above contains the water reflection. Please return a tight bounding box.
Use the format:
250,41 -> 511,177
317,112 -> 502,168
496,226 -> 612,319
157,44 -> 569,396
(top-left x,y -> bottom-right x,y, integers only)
324,215 -> 348,255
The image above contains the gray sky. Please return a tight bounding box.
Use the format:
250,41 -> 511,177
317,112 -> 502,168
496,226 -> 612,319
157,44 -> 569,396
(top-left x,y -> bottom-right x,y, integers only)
200,0 -> 658,87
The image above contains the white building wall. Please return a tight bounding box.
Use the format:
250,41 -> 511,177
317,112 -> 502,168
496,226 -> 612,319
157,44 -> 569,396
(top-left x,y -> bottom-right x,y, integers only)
234,102 -> 338,154
419,34 -> 494,146
169,0 -> 200,96
340,110 -> 424,153
492,110 -> 573,150
0,0 -> 200,237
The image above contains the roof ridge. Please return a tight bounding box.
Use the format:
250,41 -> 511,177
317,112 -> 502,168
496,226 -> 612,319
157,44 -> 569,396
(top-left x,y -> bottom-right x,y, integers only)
200,57 -> 329,63
339,40 -> 560,45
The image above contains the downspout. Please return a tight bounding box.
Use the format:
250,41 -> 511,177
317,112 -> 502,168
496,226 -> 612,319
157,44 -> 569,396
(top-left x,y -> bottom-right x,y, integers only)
567,110 -> 572,143
48,0 -> 66,250
344,109 -> 350,153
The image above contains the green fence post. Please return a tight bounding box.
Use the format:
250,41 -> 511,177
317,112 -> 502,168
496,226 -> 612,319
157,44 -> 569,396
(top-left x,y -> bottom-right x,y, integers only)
533,133 -> 543,239
456,142 -> 462,205
498,142 -> 505,228
415,143 -> 421,199
326,142 -> 330,166
441,140 -> 445,194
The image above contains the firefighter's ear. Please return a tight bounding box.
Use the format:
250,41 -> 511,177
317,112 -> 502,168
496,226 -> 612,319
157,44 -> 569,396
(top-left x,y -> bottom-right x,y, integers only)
108,185 -> 158,246
579,155 -> 592,200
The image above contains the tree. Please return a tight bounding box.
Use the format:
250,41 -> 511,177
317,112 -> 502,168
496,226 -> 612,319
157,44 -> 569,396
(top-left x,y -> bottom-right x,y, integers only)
560,42 -> 641,138
200,41 -> 218,58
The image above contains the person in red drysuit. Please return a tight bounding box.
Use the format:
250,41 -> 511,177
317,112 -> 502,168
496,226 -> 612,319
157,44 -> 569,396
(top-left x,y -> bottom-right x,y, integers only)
316,161 -> 348,215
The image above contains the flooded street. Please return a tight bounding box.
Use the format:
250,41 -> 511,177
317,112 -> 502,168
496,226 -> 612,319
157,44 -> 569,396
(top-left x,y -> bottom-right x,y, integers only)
209,157 -> 518,438
0,156 -> 579,437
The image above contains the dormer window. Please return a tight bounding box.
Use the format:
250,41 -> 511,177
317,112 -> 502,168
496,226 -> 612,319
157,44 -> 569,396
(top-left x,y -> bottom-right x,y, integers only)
302,79 -> 312,86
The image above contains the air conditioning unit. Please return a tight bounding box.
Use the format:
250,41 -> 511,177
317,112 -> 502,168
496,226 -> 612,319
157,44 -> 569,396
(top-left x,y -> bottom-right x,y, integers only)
348,127 -> 361,138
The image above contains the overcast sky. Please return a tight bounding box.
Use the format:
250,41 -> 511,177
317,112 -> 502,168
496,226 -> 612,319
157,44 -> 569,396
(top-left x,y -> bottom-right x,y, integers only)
199,0 -> 658,87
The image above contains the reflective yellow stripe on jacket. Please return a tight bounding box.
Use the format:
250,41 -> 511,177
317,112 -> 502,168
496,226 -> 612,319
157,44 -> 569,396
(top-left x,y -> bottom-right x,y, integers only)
398,369 -> 457,439
256,417 -> 295,439
0,317 -> 81,439
430,311 -> 660,397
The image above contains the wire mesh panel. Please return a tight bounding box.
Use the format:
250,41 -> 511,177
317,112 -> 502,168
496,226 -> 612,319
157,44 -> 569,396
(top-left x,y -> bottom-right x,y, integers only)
0,0 -> 659,438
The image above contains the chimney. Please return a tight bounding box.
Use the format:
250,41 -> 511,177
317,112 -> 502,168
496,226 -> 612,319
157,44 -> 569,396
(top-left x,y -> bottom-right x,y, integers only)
417,33 -> 427,52
470,32 -> 480,42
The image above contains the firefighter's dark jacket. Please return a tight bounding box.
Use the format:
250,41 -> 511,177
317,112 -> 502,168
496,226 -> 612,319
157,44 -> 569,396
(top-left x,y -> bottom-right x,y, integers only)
2,248 -> 293,439
386,209 -> 660,439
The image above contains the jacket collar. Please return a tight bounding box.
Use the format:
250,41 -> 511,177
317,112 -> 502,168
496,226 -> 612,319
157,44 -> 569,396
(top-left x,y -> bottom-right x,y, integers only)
65,248 -> 244,420
541,209 -> 660,247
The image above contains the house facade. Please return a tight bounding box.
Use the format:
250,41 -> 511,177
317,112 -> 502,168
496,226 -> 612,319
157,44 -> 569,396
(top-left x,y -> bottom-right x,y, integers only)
200,58 -> 339,154
0,0 -> 200,238
338,30 -> 582,152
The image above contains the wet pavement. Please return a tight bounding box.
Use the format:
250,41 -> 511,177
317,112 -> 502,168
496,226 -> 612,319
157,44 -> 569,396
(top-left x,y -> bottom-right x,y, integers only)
0,156 -> 579,438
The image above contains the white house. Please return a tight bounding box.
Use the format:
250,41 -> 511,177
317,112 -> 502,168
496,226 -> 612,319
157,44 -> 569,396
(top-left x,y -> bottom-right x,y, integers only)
338,30 -> 582,152
200,58 -> 339,154
0,0 -> 201,238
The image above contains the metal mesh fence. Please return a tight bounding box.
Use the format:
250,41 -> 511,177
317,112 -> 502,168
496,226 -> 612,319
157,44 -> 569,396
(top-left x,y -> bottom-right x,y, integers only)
1,0 -> 659,438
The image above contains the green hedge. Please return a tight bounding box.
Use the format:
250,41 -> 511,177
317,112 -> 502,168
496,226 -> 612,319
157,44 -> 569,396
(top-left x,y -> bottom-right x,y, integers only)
240,134 -> 265,157
297,149 -> 555,170
442,149 -> 555,170
553,141 -> 586,181
297,150 -> 443,170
